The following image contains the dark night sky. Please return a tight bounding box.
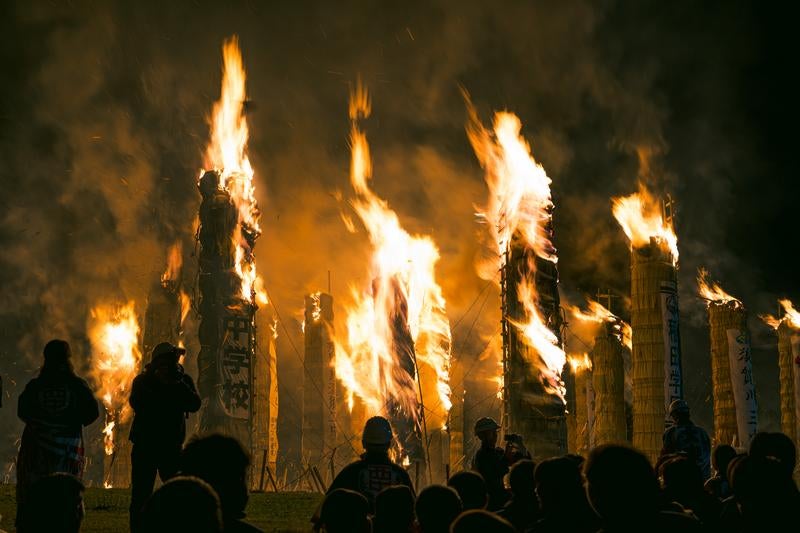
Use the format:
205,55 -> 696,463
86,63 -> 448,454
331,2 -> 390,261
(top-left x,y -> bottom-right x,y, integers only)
0,0 -> 797,478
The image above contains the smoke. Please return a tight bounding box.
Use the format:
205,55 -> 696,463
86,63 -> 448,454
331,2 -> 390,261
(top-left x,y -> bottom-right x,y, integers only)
0,0 -> 795,474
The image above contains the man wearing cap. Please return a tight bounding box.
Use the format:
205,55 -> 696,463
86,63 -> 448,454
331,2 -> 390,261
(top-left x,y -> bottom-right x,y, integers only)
128,342 -> 201,531
471,417 -> 530,511
661,399 -> 711,479
326,416 -> 413,511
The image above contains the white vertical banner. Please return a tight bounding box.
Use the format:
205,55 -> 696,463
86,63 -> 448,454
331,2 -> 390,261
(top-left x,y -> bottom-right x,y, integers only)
790,335 -> 800,445
661,282 -> 683,422
726,329 -> 757,446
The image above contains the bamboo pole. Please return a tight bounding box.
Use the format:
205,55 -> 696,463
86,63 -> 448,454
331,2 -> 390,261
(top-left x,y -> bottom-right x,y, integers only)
777,323 -> 797,441
630,240 -> 680,464
592,323 -> 627,445
707,301 -> 743,446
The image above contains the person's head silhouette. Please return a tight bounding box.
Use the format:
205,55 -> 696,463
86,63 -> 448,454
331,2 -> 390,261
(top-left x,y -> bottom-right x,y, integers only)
141,476 -> 222,533
374,484 -> 414,533
447,471 -> 488,510
319,488 -> 370,533
180,434 -> 250,523
450,509 -> 515,532
508,459 -> 536,499
415,484 -> 462,533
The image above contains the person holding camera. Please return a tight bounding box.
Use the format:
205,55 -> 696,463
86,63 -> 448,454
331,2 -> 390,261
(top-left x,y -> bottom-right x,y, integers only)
128,342 -> 201,532
471,417 -> 530,511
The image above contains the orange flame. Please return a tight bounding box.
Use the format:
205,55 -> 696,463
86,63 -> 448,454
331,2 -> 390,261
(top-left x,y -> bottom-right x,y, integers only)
88,301 -> 141,457
612,183 -> 678,263
160,241 -> 182,286
569,300 -> 632,351
334,81 -> 452,431
568,353 -> 593,373
204,36 -> 262,303
179,289 -> 191,326
697,268 -> 742,307
761,299 -> 800,330
465,98 -> 565,401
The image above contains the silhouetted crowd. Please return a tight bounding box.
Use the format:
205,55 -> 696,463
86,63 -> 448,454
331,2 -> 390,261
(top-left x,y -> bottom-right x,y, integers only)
12,339 -> 800,532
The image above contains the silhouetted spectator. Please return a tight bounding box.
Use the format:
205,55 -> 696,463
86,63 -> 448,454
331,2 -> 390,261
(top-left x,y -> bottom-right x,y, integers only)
585,444 -> 702,532
727,451 -> 800,531
704,444 -> 736,500
326,417 -> 413,510
530,456 -> 599,533
140,476 -> 222,533
470,417 -> 530,510
661,400 -> 711,479
447,471 -> 488,510
718,453 -> 747,531
496,459 -> 539,531
319,489 -> 370,533
129,342 -> 201,531
415,485 -> 462,533
749,431 -> 797,479
16,339 -> 99,532
659,454 -> 721,529
374,484 -> 415,533
26,473 -> 85,533
180,434 -> 263,532
450,509 -> 515,532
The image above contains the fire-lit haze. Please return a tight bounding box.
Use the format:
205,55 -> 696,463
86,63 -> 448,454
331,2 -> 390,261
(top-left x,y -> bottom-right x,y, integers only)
465,98 -> 566,401
762,299 -> 800,330
88,301 -> 141,459
334,81 -> 452,434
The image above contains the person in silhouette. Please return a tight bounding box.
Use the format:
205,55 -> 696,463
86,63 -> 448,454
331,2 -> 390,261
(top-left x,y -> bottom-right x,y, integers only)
585,444 -> 702,532
661,399 -> 711,479
180,434 -> 263,533
15,339 -> 99,532
140,476 -> 222,533
327,416 -> 414,509
128,342 -> 201,532
373,485 -> 414,533
25,473 -> 85,533
704,444 -> 736,500
497,459 -> 539,530
318,488 -> 370,533
447,471 -> 488,511
414,485 -> 462,533
450,509 -> 515,532
530,456 -> 599,533
659,454 -> 721,529
470,417 -> 530,510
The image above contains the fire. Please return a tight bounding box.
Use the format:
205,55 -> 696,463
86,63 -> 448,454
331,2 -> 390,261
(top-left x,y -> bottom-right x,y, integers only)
697,268 -> 741,307
568,300 -> 631,350
161,241 -> 183,286
465,98 -> 566,401
88,301 -> 141,459
568,353 -> 593,373
204,36 -> 264,304
178,289 -> 191,326
761,299 -> 800,330
334,81 -> 452,432
612,183 -> 678,263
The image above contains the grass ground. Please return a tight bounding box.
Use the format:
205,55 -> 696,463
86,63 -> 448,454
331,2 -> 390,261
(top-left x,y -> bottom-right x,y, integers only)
0,484 -> 322,532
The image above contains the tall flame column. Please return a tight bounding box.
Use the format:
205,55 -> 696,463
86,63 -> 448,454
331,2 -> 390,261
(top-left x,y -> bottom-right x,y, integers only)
630,239 -> 682,463
591,322 -> 628,446
502,236 -> 566,457
197,170 -> 257,448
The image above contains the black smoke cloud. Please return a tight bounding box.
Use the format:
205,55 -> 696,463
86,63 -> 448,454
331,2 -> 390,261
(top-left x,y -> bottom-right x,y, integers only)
1,0 -> 797,476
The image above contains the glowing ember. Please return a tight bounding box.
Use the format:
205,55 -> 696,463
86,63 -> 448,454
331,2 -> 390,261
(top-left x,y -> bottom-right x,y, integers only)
697,268 -> 742,307
612,183 -> 678,263
88,301 -> 141,458
761,299 -> 800,330
204,36 -> 265,304
465,98 -> 566,401
334,81 -> 452,432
